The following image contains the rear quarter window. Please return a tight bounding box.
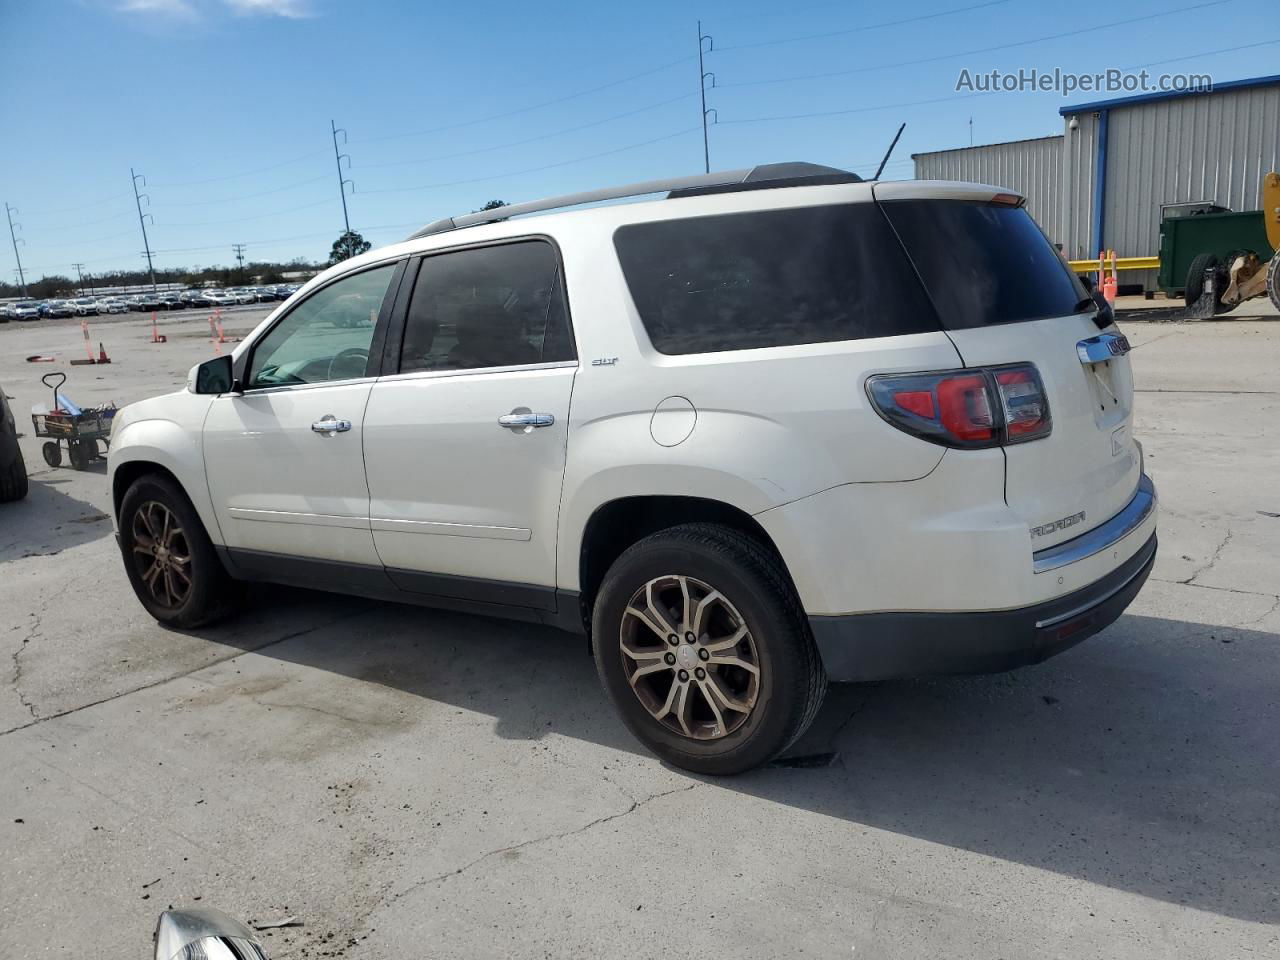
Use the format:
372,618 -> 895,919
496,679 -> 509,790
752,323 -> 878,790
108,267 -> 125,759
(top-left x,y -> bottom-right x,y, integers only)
881,200 -> 1087,329
613,203 -> 939,355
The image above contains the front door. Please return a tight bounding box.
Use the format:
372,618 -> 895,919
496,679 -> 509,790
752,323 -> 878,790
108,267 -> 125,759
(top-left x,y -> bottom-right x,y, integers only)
203,261 -> 401,572
363,240 -> 578,608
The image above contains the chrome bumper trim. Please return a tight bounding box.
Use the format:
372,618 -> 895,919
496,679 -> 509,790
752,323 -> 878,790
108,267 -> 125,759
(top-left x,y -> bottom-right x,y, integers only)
1032,473 -> 1156,575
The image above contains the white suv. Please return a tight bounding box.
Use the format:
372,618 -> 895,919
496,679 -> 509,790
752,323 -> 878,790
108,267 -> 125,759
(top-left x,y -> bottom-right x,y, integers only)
108,163 -> 1157,774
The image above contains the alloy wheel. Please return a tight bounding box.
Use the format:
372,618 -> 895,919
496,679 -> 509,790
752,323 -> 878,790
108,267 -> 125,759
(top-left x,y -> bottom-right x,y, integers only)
619,575 -> 761,740
130,500 -> 193,610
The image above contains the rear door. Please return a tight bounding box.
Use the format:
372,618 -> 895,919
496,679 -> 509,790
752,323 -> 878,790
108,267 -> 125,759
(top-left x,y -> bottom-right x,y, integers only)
362,239 -> 577,607
879,189 -> 1141,550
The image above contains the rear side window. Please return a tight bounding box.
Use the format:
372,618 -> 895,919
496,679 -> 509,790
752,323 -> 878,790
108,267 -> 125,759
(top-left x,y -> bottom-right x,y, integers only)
613,204 -> 939,355
881,200 -> 1087,329
399,240 -> 574,374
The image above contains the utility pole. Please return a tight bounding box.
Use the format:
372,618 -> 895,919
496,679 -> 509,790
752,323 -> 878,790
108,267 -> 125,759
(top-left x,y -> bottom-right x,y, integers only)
5,203 -> 27,296
331,120 -> 354,236
131,168 -> 158,292
72,262 -> 87,295
232,243 -> 246,282
969,117 -> 974,147
697,22 -> 715,174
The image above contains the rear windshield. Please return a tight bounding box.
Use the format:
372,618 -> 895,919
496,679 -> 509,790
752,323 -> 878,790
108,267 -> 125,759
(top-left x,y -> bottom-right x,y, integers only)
613,204 -> 939,355
881,200 -> 1086,329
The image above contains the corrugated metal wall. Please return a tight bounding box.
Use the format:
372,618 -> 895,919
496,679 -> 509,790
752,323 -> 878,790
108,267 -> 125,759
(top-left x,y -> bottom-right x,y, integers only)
914,79 -> 1280,290
913,136 -> 1064,240
1099,83 -> 1280,270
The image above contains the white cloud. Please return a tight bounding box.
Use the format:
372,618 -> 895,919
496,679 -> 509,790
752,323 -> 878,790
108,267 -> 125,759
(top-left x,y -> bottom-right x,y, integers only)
117,0 -> 199,17
223,0 -> 313,17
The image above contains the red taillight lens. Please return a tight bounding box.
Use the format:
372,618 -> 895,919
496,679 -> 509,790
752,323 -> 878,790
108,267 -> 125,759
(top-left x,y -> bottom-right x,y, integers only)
935,374 -> 995,443
867,364 -> 1050,449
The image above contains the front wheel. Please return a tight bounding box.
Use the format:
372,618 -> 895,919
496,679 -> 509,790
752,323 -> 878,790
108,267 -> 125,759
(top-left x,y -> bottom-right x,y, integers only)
592,523 -> 826,775
118,473 -> 241,627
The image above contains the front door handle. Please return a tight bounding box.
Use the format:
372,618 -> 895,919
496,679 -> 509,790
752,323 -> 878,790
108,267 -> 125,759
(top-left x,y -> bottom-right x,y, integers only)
498,411 -> 555,430
311,415 -> 352,434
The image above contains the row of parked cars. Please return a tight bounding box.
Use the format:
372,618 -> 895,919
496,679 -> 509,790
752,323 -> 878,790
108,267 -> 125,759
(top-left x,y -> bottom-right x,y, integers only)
0,284 -> 302,322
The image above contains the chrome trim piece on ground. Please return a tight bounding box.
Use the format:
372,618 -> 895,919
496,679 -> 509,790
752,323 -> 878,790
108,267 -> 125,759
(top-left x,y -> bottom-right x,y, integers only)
1032,473 -> 1155,574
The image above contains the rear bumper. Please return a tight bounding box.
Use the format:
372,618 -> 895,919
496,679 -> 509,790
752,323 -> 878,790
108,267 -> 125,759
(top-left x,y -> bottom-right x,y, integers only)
810,531 -> 1156,682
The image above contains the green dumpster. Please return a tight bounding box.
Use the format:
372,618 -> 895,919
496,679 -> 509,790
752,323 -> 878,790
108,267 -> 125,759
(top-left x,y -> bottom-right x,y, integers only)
1159,209 -> 1276,294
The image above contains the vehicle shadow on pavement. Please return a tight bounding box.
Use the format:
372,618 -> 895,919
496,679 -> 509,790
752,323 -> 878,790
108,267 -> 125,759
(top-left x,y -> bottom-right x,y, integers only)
210,594 -> 1278,926
0,472 -> 113,564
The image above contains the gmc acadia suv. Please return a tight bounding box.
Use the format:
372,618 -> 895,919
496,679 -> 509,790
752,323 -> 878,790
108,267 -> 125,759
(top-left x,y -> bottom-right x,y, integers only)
108,163 -> 1157,774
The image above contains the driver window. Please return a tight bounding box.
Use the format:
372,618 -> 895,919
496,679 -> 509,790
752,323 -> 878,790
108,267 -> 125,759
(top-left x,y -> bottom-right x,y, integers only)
247,263 -> 397,388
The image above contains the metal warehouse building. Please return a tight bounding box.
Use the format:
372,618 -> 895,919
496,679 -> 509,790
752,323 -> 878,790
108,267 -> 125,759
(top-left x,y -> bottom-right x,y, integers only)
912,74 -> 1280,290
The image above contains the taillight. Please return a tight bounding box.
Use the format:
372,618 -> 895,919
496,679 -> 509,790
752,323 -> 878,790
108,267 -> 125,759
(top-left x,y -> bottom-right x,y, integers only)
866,363 -> 1051,449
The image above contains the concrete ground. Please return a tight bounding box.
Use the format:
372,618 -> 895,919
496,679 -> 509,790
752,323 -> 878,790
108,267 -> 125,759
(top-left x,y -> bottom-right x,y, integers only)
1,304 -> 1277,959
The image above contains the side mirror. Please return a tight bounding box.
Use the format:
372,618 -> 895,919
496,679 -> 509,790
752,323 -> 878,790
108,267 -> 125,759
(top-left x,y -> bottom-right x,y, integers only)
155,909 -> 269,960
189,355 -> 238,395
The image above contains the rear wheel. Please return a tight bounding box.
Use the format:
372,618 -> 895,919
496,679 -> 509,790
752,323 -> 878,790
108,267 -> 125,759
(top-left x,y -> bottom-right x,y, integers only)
592,523 -> 826,775
118,473 -> 241,627
1267,252 -> 1280,312
0,446 -> 28,502
42,441 -> 62,468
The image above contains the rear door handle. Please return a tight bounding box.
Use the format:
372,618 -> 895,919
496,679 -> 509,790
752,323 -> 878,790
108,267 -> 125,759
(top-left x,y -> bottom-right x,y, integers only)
498,412 -> 555,429
311,415 -> 352,434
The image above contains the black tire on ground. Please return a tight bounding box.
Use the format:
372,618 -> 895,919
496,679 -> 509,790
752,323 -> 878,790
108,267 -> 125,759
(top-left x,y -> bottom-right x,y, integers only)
1267,252 -> 1280,313
42,441 -> 62,468
592,522 -> 827,776
118,472 -> 242,628
0,447 -> 28,502
68,439 -> 93,471
1184,252 -> 1222,309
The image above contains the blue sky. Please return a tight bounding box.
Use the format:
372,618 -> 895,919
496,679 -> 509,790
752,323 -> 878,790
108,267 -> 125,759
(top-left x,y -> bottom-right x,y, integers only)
1,0 -> 1276,281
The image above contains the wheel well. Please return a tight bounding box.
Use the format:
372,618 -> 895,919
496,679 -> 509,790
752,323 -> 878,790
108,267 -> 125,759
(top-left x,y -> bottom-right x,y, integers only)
112,460 -> 184,515
577,496 -> 788,630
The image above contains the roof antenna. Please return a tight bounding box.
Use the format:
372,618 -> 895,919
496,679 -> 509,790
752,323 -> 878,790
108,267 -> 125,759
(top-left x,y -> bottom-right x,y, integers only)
873,122 -> 906,181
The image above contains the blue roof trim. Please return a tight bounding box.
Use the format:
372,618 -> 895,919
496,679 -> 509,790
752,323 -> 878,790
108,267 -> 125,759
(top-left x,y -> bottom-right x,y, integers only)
1059,73 -> 1280,115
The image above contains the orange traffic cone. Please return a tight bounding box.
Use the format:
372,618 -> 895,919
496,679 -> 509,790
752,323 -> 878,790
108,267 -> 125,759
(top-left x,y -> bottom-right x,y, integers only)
150,312 -> 167,343
97,342 -> 112,364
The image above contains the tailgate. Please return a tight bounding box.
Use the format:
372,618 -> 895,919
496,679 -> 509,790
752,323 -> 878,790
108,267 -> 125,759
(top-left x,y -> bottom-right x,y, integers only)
876,187 -> 1142,550
947,314 -> 1141,549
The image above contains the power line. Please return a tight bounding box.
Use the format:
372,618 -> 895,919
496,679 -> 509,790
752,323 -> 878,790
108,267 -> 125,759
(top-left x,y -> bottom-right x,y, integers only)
355,54 -> 696,146
161,198 -> 333,228
719,0 -> 1234,89
720,90 -> 993,125
154,175 -> 331,208
22,192 -> 132,217
360,125 -> 701,196
149,148 -> 329,188
359,92 -> 694,171
716,0 -> 1012,52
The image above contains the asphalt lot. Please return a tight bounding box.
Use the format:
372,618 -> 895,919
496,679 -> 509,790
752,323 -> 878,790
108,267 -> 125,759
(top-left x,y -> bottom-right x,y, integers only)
2,302 -> 1278,959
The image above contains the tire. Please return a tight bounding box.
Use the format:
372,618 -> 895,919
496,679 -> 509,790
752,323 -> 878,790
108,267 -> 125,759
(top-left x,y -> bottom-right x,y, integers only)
1268,252 -> 1280,313
42,441 -> 62,468
69,439 -> 93,471
1183,252 -> 1222,309
592,522 -> 826,775
0,446 -> 28,502
118,473 -> 242,628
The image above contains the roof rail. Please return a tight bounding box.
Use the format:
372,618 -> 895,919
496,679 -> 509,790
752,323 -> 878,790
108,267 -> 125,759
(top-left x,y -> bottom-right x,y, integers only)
405,162 -> 862,240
